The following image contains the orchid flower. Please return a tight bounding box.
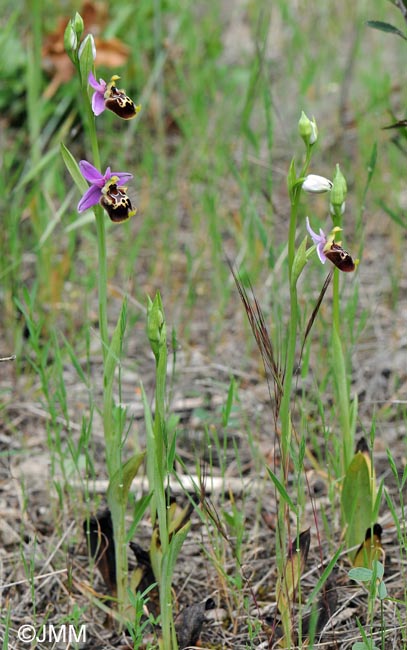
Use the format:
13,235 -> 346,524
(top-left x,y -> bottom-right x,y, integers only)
78,160 -> 136,222
306,217 -> 356,272
88,72 -> 140,120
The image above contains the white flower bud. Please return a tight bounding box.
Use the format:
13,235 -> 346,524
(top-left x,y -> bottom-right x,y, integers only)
302,174 -> 333,194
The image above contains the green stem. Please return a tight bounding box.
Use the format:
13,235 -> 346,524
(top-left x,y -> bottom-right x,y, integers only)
94,205 -> 109,363
27,0 -> 42,167
155,342 -> 174,647
280,284 -> 298,464
79,80 -> 127,618
80,86 -> 109,361
283,149 -> 311,450
330,207 -> 352,472
278,147 -> 313,647
332,267 -> 340,333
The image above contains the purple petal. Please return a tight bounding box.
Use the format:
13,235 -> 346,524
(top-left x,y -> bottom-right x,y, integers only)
306,217 -> 328,265
88,71 -> 106,93
112,171 -> 133,184
92,92 -> 106,116
316,243 -> 327,264
78,185 -> 102,212
306,216 -> 325,245
79,161 -> 104,185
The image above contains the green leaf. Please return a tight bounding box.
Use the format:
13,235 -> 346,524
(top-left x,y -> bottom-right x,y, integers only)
222,376 -> 236,427
341,449 -> 373,555
372,560 -> 384,580
141,382 -> 159,526
105,299 -> 127,382
364,142 -> 377,197
291,235 -> 307,289
126,492 -> 153,543
305,546 -> 342,608
59,331 -> 90,386
107,451 -> 145,507
65,211 -> 95,232
366,20 -> 407,40
164,522 -> 191,577
266,466 -> 297,513
349,567 -> 373,582
378,580 -> 387,600
60,143 -> 88,193
287,157 -> 297,200
372,479 -> 383,522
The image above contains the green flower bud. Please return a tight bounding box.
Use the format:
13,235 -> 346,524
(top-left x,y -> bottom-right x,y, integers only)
147,293 -> 166,361
78,33 -> 96,62
78,34 -> 96,89
298,111 -> 318,146
64,20 -> 78,62
330,164 -> 347,215
64,13 -> 85,63
73,12 -> 84,40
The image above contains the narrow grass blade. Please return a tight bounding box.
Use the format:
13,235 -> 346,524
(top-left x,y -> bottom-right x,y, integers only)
304,546 -> 342,608
229,260 -> 284,408
14,146 -> 59,191
266,466 -> 297,513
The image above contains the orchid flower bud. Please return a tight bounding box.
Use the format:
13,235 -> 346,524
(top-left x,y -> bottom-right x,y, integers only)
298,111 -> 318,146
78,34 -> 96,62
302,174 -> 333,194
64,12 -> 84,62
147,293 -> 166,362
73,12 -> 84,39
78,34 -> 97,89
64,20 -> 78,62
330,164 -> 347,219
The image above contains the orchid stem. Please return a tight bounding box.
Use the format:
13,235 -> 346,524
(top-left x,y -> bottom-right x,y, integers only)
79,76 -> 128,620
80,86 -> 109,361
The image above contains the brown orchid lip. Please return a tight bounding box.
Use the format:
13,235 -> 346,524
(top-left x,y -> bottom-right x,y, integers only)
100,180 -> 136,223
324,242 -> 355,273
103,76 -> 140,120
